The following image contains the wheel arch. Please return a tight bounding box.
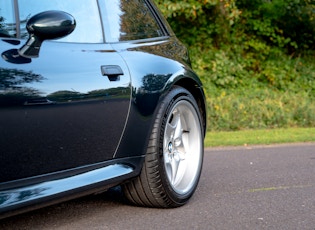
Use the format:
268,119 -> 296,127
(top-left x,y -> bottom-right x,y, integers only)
171,76 -> 207,137
114,68 -> 206,160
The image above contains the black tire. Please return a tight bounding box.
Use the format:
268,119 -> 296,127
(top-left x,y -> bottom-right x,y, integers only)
123,86 -> 204,208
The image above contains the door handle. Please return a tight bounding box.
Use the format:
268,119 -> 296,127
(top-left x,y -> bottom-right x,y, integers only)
101,65 -> 124,81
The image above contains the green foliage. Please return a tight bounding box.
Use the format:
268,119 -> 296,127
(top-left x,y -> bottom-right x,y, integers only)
156,0 -> 315,52
155,0 -> 241,46
206,88 -> 315,131
155,0 -> 315,131
236,0 -> 315,52
190,47 -> 248,89
192,44 -> 315,131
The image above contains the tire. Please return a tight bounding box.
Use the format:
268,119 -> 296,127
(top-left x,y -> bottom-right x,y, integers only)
123,86 -> 204,208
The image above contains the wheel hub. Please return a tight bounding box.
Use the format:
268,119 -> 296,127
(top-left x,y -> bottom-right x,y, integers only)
168,142 -> 173,153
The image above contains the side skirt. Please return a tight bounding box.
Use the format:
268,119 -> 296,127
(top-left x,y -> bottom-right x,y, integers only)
0,156 -> 143,219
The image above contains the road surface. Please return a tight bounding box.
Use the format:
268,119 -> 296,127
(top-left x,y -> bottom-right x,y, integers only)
1,143 -> 315,229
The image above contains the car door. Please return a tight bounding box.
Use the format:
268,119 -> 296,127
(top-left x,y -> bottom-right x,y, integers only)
0,0 -> 131,183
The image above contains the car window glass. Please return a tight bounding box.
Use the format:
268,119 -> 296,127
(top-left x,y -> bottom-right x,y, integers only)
0,1 -> 15,38
18,0 -> 103,43
103,0 -> 163,42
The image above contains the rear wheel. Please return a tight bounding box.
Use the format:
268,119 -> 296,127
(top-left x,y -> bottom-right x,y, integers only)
123,86 -> 204,207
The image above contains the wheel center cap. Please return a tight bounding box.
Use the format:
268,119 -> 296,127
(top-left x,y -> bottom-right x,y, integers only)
168,142 -> 173,153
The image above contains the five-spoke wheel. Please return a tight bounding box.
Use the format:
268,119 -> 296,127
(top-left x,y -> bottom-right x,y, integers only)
163,100 -> 202,195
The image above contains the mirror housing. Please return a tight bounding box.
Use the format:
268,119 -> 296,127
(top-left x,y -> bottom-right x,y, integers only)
18,10 -> 76,58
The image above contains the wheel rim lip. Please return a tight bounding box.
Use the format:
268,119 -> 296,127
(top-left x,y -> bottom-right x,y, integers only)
163,99 -> 203,195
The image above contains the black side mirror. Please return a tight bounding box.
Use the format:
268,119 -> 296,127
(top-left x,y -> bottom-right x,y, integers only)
18,10 -> 76,58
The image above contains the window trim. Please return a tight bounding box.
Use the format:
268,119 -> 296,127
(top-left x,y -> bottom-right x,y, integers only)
13,0 -> 20,38
144,0 -> 171,37
100,0 -> 168,43
97,0 -> 106,43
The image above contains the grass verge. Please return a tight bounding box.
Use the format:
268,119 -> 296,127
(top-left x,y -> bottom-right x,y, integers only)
205,127 -> 315,147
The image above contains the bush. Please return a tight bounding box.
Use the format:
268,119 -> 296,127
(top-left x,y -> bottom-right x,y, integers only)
207,88 -> 315,131
155,0 -> 315,131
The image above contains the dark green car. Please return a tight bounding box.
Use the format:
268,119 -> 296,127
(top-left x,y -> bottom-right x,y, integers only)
0,0 -> 206,219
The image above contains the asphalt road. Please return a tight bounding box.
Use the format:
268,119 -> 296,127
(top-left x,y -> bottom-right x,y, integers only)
1,143 -> 315,230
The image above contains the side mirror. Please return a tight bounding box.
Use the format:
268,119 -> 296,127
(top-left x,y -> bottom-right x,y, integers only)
18,10 -> 76,58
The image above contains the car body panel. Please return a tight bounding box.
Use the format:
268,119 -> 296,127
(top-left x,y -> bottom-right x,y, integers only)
112,38 -> 206,159
0,41 -> 131,183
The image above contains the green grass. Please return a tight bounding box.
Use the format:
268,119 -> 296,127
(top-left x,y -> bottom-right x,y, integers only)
205,127 -> 315,147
